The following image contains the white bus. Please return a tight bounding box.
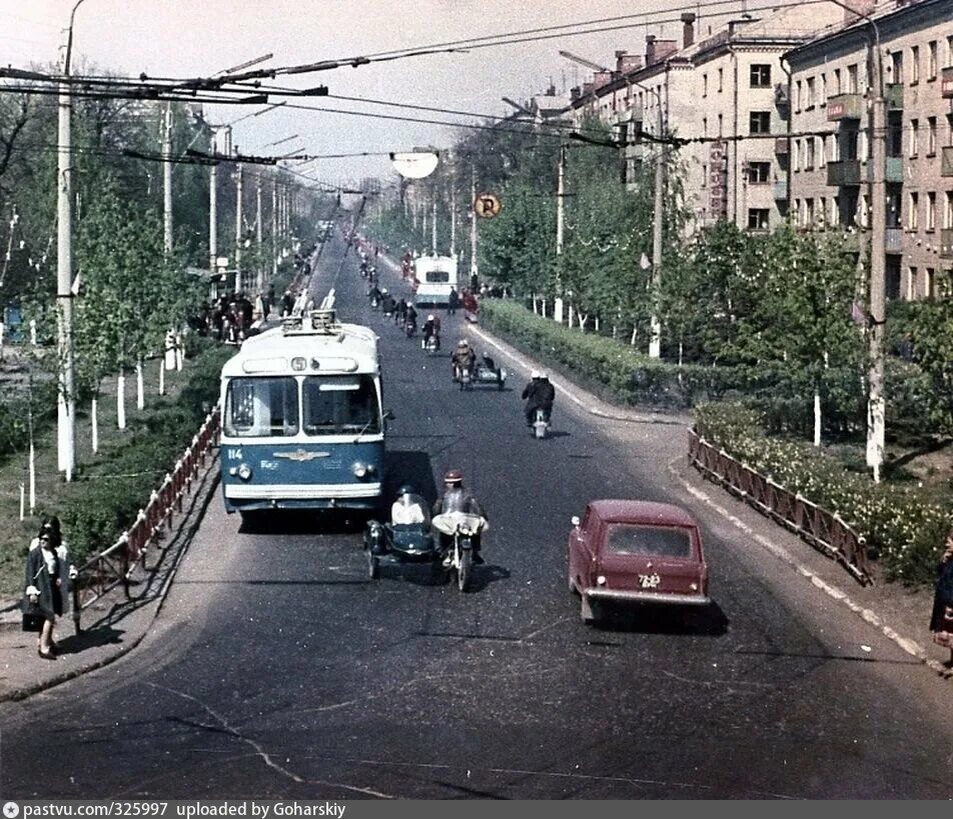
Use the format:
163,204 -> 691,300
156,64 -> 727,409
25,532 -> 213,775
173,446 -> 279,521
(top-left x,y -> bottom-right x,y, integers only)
413,253 -> 458,307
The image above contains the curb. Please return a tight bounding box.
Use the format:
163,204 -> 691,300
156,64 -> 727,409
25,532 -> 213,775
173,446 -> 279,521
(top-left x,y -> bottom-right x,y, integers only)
467,318 -> 952,683
667,455 -> 952,681
0,462 -> 221,702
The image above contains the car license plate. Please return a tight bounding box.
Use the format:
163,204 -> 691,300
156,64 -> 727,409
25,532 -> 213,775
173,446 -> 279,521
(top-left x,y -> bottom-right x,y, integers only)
638,573 -> 661,589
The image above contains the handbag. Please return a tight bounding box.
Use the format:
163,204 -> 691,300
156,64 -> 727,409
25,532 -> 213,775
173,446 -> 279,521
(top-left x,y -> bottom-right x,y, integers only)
21,563 -> 46,632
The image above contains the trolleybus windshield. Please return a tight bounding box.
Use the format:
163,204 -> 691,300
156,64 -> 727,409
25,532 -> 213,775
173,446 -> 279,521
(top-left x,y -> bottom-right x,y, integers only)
303,374 -> 380,436
224,377 -> 299,437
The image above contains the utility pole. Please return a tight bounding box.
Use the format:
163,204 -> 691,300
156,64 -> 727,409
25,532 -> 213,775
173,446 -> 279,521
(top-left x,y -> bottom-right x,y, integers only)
866,27 -> 887,482
432,197 -> 437,253
634,82 -> 664,359
234,159 -> 243,292
469,166 -> 478,284
554,143 -> 566,324
271,175 -> 278,281
209,161 -> 217,272
55,0 -> 89,481
256,170 -> 263,294
162,102 -> 173,255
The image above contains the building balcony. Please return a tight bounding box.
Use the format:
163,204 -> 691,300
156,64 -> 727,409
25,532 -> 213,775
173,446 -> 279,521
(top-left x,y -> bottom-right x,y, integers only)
884,156 -> 903,183
828,160 -> 861,186
773,173 -> 788,200
885,227 -> 903,253
942,66 -> 953,99
942,146 -> 953,177
884,83 -> 904,111
941,229 -> 953,259
774,137 -> 789,155
827,93 -> 863,121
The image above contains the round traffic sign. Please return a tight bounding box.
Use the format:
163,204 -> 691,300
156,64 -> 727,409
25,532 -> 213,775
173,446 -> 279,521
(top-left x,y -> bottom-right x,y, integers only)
474,192 -> 501,218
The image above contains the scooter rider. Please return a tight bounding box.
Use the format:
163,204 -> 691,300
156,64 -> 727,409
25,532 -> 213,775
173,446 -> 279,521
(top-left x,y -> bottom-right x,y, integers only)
451,339 -> 475,380
405,304 -> 418,335
432,470 -> 486,565
522,370 -> 555,427
422,314 -> 441,350
380,289 -> 396,316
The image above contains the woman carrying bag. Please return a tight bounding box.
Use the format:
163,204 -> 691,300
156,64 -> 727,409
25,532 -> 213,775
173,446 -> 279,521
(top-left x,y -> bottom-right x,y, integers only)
22,519 -> 76,660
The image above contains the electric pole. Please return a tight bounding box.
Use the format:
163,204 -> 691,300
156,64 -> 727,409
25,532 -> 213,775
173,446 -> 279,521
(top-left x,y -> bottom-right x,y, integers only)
271,175 -> 278,281
555,143 -> 566,324
469,166 -> 478,284
256,170 -> 263,294
163,102 -> 173,255
234,159 -> 243,292
209,160 -> 217,272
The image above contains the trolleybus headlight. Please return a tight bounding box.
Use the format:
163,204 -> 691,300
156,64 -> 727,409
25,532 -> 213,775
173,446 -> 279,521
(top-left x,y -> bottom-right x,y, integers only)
352,462 -> 369,478
237,463 -> 253,481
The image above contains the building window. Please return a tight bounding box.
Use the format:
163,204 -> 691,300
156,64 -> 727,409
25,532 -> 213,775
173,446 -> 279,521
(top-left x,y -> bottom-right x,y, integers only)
927,192 -> 937,231
718,68 -> 724,92
891,51 -> 904,84
946,192 -> 953,229
750,64 -> 771,87
910,45 -> 920,84
948,35 -> 953,68
793,139 -> 801,171
748,161 -> 770,184
820,73 -> 827,105
718,113 -> 723,137
795,79 -> 802,111
818,135 -> 827,167
749,111 -> 771,134
805,138 -> 815,169
834,67 -> 842,95
748,208 -> 769,230
907,268 -> 917,301
948,114 -> 953,147
910,119 -> 919,157
806,77 -> 816,108
830,196 -> 840,226
928,41 -> 938,79
926,268 -> 935,298
702,74 -> 708,97
908,192 -> 919,230
847,63 -> 858,93
793,199 -> 801,225
805,198 -> 815,225
928,117 -> 937,155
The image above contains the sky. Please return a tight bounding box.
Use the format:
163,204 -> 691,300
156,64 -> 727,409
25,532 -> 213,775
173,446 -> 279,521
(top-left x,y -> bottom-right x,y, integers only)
0,0 -> 755,188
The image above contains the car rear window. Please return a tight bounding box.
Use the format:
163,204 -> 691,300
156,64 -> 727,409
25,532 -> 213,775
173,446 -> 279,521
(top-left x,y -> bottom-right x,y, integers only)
604,523 -> 693,558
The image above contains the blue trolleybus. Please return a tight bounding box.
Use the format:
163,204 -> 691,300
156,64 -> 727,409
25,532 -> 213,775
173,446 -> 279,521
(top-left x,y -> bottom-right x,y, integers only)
219,308 -> 388,518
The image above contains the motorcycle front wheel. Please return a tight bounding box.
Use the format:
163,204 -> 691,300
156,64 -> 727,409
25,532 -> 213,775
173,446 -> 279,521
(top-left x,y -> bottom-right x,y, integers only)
457,547 -> 472,592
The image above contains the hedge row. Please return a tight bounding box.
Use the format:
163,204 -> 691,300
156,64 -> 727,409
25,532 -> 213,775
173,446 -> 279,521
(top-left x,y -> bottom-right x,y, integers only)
694,403 -> 949,584
53,340 -> 233,566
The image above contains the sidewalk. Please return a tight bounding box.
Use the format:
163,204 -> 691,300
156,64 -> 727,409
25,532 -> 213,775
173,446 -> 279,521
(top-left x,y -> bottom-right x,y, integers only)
467,319 -> 953,682
0,459 -> 220,702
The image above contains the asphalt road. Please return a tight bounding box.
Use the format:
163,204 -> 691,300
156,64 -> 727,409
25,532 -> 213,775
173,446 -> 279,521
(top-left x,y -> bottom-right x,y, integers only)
2,236 -> 953,799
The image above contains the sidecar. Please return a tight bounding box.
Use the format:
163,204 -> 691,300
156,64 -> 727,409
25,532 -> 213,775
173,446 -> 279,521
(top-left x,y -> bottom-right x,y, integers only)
364,496 -> 440,579
473,363 -> 507,390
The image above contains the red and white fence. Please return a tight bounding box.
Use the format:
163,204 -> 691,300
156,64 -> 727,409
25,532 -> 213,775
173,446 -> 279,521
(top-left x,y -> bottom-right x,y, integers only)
70,408 -> 221,632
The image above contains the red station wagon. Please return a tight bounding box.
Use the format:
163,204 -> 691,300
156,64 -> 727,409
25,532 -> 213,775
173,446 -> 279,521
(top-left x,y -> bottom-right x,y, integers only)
567,499 -> 710,623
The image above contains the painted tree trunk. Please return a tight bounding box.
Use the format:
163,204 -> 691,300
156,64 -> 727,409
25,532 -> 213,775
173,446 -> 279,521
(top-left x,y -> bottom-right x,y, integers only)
117,370 -> 126,430
136,359 -> 145,410
159,357 -> 165,396
814,392 -> 822,448
91,397 -> 99,454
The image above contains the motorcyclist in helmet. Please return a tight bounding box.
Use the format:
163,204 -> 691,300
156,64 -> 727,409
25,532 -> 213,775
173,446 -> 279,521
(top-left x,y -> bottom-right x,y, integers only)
432,469 -> 486,565
422,313 -> 442,350
522,370 -> 555,427
380,289 -> 396,316
391,484 -> 427,526
404,303 -> 418,335
451,339 -> 475,381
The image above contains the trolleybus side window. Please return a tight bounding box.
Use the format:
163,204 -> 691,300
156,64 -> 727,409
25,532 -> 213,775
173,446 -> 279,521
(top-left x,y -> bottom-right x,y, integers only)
224,377 -> 299,437
302,375 -> 381,435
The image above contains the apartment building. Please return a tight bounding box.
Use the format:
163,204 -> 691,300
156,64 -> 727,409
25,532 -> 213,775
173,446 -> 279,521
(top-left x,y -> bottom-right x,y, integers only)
785,0 -> 953,300
564,3 -> 852,233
